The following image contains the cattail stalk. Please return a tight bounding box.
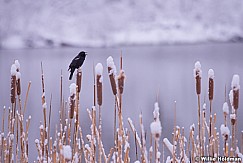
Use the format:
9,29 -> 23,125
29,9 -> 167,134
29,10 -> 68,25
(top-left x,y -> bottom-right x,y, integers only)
194,61 -> 202,157
95,63 -> 103,163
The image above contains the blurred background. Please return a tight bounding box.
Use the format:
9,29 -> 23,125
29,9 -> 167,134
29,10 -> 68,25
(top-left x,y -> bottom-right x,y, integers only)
0,0 -> 243,48
0,0 -> 243,162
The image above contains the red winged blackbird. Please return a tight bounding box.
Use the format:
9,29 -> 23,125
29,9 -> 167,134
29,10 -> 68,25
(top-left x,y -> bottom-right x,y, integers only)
68,51 -> 87,80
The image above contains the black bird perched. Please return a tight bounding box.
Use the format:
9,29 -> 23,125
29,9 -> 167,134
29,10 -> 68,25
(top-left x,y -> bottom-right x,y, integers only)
68,51 -> 87,80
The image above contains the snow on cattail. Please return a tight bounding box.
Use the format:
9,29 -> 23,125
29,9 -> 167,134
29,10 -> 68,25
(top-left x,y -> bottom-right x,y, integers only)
10,64 -> 17,104
208,69 -> 214,101
15,60 -> 20,71
231,74 -> 240,110
163,138 -> 173,154
118,70 -> 126,95
61,145 -> 72,160
76,68 -> 82,93
150,121 -> 162,140
107,56 -> 117,95
230,113 -> 236,125
153,102 -> 160,121
95,63 -> 103,106
220,124 -> 230,140
69,83 -> 76,119
194,61 -> 202,95
222,102 -> 229,115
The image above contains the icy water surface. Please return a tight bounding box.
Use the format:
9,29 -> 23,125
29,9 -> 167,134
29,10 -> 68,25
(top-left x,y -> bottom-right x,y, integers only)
0,43 -> 243,161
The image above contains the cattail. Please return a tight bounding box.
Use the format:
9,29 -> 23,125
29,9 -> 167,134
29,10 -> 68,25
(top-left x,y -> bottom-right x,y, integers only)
194,61 -> 202,95
95,63 -> 103,106
10,64 -> 17,104
15,60 -> 21,95
231,74 -> 240,110
107,56 -> 117,95
16,71 -> 21,95
76,68 -> 82,93
118,70 -> 126,95
69,83 -> 76,119
220,124 -> 230,141
230,114 -> 236,125
208,69 -> 214,101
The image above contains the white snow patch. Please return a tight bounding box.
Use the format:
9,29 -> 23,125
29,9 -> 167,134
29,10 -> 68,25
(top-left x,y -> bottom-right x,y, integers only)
231,74 -> 240,90
11,64 -> 17,76
220,124 -> 230,137
35,139 -> 39,144
222,102 -> 229,114
208,69 -> 214,79
193,61 -> 202,78
106,56 -> 117,75
230,113 -> 236,120
229,90 -> 233,106
61,145 -> 72,160
42,102 -> 47,109
69,83 -> 76,95
153,102 -> 160,120
15,60 -> 20,70
163,138 -> 173,154
95,63 -> 103,76
16,72 -> 21,80
150,121 -> 162,138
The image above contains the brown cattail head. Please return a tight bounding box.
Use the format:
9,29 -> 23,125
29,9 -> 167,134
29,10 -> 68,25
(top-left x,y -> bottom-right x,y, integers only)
69,94 -> 75,119
11,75 -> 16,104
76,68 -> 82,93
194,61 -> 202,95
107,56 -> 117,95
10,64 -> 17,104
196,74 -> 201,95
231,74 -> 240,110
230,114 -> 236,125
108,66 -> 117,95
16,72 -> 21,95
69,83 -> 76,119
97,75 -> 103,106
208,69 -> 214,101
209,78 -> 214,100
233,90 -> 239,110
95,63 -> 103,106
118,70 -> 126,95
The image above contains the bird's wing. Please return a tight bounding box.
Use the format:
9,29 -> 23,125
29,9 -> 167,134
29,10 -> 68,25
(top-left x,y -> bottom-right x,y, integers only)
69,55 -> 80,68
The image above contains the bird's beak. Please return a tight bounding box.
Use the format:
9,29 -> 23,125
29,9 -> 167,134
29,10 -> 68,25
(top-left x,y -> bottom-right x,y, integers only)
85,52 -> 88,55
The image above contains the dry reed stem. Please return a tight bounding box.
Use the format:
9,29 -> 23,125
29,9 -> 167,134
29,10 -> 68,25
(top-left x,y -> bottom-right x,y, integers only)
47,94 -> 52,161
23,81 -> 31,116
196,94 -> 202,160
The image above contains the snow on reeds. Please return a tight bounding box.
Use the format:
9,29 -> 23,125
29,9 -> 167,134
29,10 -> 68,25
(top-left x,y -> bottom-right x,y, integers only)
1,58 -> 243,163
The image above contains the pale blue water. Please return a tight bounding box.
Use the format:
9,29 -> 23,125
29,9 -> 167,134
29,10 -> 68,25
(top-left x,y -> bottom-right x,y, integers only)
0,43 -> 243,161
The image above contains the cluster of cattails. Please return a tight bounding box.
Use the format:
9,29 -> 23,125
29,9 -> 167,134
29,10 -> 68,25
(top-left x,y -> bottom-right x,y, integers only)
0,60 -> 32,163
3,57 -> 243,163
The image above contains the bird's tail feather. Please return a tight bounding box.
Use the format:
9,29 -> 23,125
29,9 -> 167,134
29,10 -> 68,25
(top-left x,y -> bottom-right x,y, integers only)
69,71 -> 74,80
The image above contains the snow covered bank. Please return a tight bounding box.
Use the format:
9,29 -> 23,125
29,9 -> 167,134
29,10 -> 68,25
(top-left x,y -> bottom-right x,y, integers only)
1,0 -> 243,49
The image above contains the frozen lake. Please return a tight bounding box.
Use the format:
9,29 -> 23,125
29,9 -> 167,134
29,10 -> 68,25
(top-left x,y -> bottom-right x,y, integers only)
0,43 -> 243,161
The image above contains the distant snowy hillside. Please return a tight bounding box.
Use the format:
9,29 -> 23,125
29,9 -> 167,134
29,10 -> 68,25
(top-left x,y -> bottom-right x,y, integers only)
0,0 -> 243,48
